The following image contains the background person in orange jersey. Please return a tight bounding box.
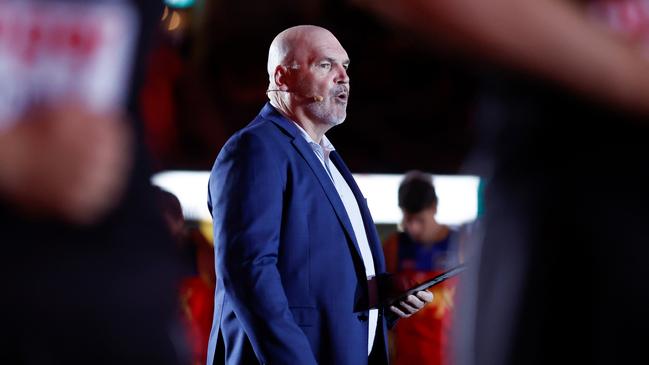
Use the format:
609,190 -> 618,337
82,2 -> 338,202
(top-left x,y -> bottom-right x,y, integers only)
383,171 -> 462,365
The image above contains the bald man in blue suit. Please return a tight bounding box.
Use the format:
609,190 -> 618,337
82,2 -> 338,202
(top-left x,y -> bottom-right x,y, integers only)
206,25 -> 433,365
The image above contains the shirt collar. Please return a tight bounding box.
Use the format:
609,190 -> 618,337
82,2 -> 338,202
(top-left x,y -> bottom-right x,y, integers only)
291,121 -> 336,153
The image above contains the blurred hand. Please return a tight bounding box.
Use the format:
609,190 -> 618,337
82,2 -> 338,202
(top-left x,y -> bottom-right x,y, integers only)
0,104 -> 133,224
390,290 -> 434,318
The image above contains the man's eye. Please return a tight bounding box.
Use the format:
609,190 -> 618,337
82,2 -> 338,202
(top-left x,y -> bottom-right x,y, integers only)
319,63 -> 331,69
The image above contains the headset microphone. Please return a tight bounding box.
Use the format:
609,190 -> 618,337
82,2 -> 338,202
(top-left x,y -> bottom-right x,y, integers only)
266,89 -> 324,102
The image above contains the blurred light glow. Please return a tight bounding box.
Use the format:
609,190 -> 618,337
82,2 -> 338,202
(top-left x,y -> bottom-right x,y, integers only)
161,6 -> 169,21
354,173 -> 480,225
168,11 -> 181,31
164,0 -> 195,9
152,171 -> 480,226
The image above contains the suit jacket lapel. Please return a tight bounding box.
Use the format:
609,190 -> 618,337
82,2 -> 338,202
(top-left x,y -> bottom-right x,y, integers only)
262,104 -> 364,263
290,138 -> 366,263
330,151 -> 386,273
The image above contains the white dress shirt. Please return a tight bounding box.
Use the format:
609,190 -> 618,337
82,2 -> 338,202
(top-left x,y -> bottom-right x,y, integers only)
292,122 -> 378,355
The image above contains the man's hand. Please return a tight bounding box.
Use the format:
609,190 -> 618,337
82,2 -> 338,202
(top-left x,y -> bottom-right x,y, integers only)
0,104 -> 133,225
389,290 -> 434,318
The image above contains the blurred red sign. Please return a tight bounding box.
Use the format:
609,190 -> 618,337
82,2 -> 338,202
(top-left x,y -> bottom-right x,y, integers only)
0,1 -> 137,129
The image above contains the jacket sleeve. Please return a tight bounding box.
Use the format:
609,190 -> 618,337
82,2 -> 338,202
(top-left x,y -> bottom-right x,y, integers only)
209,131 -> 318,365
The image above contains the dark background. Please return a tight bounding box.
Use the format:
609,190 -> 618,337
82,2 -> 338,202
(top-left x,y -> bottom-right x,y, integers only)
144,0 -> 481,174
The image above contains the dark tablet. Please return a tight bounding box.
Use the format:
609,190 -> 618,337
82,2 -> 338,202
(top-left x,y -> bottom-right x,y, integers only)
387,264 -> 466,306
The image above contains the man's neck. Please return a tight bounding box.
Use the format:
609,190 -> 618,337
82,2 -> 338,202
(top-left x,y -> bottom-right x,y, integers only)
270,100 -> 328,143
421,224 -> 449,246
292,119 -> 328,144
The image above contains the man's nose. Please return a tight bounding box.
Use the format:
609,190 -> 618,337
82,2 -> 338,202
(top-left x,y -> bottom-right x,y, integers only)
335,65 -> 349,84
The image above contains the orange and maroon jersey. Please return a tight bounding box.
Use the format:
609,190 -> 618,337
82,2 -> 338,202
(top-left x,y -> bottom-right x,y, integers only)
384,231 -> 460,365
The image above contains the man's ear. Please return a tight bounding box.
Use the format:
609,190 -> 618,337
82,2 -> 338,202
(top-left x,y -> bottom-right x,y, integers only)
273,65 -> 291,90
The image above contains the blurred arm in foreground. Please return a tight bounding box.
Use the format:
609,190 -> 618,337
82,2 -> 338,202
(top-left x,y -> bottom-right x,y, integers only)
353,0 -> 649,115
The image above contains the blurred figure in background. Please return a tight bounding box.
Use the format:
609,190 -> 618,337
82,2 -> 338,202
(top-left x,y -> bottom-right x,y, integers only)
177,226 -> 216,365
154,186 -> 216,365
354,0 -> 649,364
383,171 -> 461,365
0,1 -> 184,363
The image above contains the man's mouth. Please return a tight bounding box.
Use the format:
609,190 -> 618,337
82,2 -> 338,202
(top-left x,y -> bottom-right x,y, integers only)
335,91 -> 348,102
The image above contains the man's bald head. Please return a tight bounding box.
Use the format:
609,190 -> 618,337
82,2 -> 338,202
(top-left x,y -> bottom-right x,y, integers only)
267,25 -> 338,80
265,25 -> 350,137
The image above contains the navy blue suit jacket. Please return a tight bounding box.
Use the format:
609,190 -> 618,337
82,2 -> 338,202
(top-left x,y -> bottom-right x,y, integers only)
206,103 -> 390,365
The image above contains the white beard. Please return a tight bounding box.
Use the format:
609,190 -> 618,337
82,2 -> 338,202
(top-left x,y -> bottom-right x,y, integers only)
306,98 -> 347,126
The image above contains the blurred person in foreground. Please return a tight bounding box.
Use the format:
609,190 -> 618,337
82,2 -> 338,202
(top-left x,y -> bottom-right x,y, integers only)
383,171 -> 462,365
206,25 -> 433,365
353,0 -> 649,364
0,0 -> 184,363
